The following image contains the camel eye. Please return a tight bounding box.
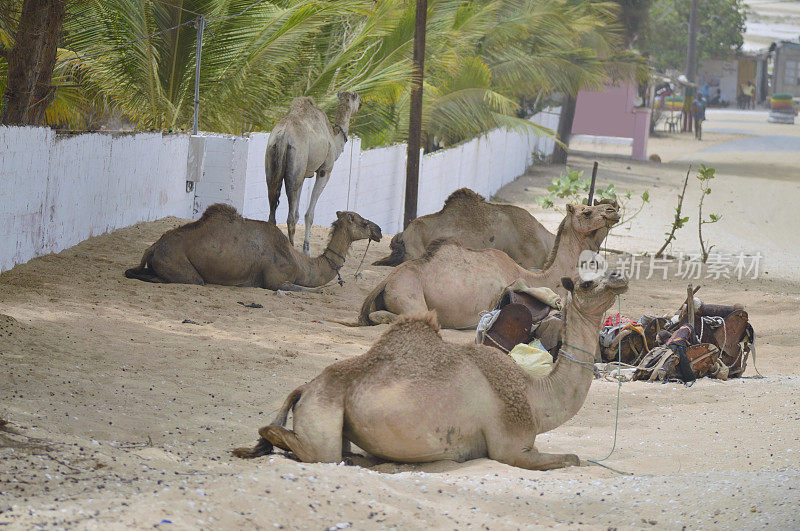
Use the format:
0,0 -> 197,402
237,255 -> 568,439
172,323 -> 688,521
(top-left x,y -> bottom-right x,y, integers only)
583,211 -> 591,217
580,281 -> 593,289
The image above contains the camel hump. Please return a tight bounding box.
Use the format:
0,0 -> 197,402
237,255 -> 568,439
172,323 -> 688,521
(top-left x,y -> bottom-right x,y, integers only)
443,188 -> 485,208
290,96 -> 316,110
200,203 -> 241,223
420,238 -> 460,262
393,311 -> 441,333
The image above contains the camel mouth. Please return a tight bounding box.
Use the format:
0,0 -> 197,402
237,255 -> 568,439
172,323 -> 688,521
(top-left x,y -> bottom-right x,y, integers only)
604,275 -> 629,294
604,213 -> 621,227
369,226 -> 383,242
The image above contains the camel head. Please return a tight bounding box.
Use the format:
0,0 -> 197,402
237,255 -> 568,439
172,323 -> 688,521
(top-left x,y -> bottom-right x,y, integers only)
337,91 -> 362,115
334,211 -> 382,243
565,201 -> 620,239
561,270 -> 628,318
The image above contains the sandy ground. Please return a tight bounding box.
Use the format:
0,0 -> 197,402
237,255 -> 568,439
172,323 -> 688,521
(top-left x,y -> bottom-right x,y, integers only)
2,113 -> 800,529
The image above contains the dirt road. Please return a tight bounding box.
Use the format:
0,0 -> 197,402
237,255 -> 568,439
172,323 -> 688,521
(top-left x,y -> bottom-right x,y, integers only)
2,118 -> 799,528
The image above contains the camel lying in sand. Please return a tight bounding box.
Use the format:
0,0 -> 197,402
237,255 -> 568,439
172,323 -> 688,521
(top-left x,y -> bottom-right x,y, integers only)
125,205 -> 381,291
360,202 -> 619,328
374,188 -> 618,268
233,270 -> 628,470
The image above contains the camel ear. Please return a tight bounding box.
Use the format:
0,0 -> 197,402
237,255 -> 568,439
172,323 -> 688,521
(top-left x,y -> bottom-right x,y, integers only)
336,210 -> 344,218
593,198 -> 599,206
337,91 -> 343,99
561,277 -> 575,292
566,204 -> 575,214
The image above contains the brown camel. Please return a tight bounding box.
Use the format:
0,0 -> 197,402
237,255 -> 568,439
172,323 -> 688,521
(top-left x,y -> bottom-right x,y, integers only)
359,202 -> 619,328
267,92 -> 362,255
373,188 -> 618,268
124,205 -> 381,291
233,270 -> 628,470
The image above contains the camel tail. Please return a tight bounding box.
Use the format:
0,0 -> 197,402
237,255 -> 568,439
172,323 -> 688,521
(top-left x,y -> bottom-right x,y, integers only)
358,276 -> 390,325
266,132 -> 290,217
124,245 -> 163,283
372,233 -> 405,266
232,385 -> 305,459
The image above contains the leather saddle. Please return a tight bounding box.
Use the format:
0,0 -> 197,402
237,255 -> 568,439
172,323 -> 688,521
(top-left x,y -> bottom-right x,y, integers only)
692,304 -> 752,378
479,290 -> 555,353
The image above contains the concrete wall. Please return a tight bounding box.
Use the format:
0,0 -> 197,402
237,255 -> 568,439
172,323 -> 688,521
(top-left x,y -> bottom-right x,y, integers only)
0,127 -> 194,272
211,109 -> 560,236
0,108 -> 559,272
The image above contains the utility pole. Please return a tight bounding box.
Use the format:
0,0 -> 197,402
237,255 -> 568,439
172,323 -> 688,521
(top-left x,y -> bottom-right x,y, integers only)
684,0 -> 698,132
403,0 -> 428,228
685,0 -> 699,84
193,15 -> 205,135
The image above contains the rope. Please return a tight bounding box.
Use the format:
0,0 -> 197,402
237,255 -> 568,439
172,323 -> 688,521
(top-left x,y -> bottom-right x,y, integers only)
587,295 -> 627,472
353,239 -> 370,279
557,346 -> 600,377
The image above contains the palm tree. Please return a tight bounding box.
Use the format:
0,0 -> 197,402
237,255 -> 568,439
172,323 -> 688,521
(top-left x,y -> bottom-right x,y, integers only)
2,0 -> 647,146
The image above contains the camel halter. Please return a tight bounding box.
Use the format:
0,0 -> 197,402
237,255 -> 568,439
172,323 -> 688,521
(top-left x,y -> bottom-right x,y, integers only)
558,343 -> 601,377
333,125 -> 348,143
322,247 -> 346,286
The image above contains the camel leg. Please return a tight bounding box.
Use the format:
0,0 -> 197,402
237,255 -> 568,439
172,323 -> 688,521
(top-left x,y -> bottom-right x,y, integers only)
368,310 -> 399,325
276,282 -> 322,293
382,271 -> 429,316
303,170 -> 331,255
150,254 -> 204,285
268,183 -> 281,225
487,436 -> 579,470
258,393 -> 344,463
285,183 -> 302,248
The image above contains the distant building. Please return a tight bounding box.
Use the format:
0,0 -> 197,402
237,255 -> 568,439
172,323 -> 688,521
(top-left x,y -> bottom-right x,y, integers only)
770,41 -> 800,98
696,53 -> 769,106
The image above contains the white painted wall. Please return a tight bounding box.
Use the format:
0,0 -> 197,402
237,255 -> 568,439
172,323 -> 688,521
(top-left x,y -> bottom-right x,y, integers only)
0,108 -> 559,272
0,127 -> 194,272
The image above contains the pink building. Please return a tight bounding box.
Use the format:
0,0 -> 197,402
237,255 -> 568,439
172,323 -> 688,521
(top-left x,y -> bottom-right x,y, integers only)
571,84 -> 651,160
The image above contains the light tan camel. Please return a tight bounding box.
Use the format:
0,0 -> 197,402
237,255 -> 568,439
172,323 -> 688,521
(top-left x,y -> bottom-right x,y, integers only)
359,202 -> 619,328
125,205 -> 381,291
267,92 -> 362,255
374,188 -> 619,268
233,270 -> 628,470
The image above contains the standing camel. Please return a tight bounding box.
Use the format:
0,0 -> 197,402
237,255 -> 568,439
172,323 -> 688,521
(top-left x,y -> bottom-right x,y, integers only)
266,92 -> 362,254
359,202 -> 619,328
233,270 -> 628,470
124,205 -> 381,291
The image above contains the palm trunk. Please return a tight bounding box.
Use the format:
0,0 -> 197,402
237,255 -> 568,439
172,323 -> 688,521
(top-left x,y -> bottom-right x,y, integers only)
551,93 -> 577,165
1,0 -> 66,126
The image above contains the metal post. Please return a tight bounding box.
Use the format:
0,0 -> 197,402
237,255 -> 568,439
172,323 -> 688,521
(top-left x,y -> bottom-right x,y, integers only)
404,0 -> 427,228
193,15 -> 204,135
587,161 -> 598,204
684,0 -> 698,133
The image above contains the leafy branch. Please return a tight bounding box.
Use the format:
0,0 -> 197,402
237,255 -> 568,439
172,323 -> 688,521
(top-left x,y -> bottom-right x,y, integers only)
655,165 -> 691,258
534,167 -> 650,227
697,164 -> 722,263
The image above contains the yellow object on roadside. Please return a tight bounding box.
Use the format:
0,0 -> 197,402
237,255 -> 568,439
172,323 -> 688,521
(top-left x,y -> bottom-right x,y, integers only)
509,341 -> 553,377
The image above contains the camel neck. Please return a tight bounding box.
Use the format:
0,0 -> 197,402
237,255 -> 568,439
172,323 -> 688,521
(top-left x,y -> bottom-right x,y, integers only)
334,105 -> 355,135
520,220 -> 585,290
528,298 -> 600,434
294,224 -> 353,287
540,218 -> 584,272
